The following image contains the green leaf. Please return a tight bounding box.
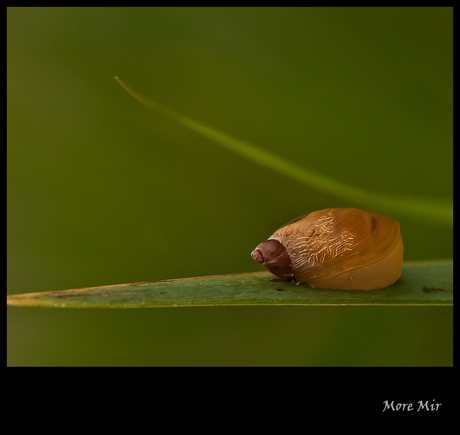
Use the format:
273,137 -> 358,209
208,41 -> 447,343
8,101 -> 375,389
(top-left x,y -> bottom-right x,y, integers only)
115,77 -> 452,227
7,260 -> 453,308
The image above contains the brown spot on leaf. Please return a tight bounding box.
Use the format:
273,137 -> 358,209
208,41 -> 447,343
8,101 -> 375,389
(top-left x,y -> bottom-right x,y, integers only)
422,287 -> 451,293
50,293 -> 104,299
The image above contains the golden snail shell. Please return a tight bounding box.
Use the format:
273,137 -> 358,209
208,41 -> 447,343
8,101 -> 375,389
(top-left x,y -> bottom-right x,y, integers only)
251,208 -> 403,290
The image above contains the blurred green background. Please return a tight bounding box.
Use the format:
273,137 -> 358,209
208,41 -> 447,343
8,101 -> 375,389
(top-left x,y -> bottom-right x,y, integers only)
7,7 -> 452,366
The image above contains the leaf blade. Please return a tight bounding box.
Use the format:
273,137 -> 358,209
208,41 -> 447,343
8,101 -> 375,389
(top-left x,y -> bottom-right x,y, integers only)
7,260 -> 453,308
115,77 -> 452,227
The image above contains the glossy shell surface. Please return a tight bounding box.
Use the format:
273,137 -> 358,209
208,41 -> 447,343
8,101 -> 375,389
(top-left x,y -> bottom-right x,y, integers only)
252,208 -> 403,290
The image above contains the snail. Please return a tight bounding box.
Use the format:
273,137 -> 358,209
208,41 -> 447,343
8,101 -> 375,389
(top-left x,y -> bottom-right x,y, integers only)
251,208 -> 403,290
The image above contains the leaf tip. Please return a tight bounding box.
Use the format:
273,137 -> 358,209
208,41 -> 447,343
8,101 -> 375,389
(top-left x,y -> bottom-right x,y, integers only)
114,76 -> 125,88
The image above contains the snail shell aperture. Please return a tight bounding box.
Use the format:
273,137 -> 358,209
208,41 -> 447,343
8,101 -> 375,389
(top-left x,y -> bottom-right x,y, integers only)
251,208 -> 403,290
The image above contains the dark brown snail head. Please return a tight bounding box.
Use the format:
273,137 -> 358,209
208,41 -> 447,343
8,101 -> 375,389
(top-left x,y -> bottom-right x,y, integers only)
251,239 -> 294,280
